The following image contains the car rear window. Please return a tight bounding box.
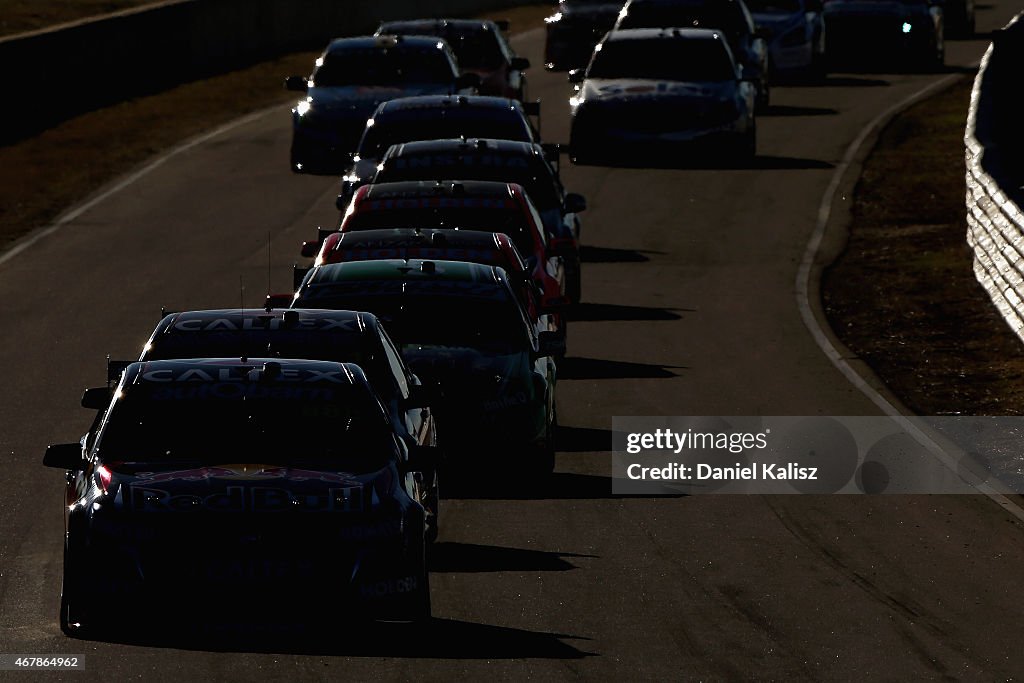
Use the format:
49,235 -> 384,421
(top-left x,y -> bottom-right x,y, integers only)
588,37 -> 737,81
358,111 -> 532,158
313,46 -> 456,86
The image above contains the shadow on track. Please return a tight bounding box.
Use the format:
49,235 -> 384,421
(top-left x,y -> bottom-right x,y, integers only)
807,74 -> 892,87
573,154 -> 834,171
760,104 -> 839,117
443,471 -> 685,500
81,618 -> 595,659
557,424 -> 614,452
579,245 -> 663,263
567,302 -> 687,322
429,542 -> 596,573
557,356 -> 685,380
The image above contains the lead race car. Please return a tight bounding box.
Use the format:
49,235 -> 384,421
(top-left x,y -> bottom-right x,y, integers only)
45,358 -> 437,636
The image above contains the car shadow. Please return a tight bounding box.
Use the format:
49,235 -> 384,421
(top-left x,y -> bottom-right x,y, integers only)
556,424 -> 615,452
573,154 -> 834,171
579,245 -> 662,263
443,471 -> 686,500
84,617 -> 595,659
429,542 -> 596,573
760,104 -> 839,116
557,356 -> 685,380
568,302 -> 687,322
805,74 -> 891,87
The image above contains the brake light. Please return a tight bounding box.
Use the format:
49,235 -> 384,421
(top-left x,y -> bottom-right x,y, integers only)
96,464 -> 113,493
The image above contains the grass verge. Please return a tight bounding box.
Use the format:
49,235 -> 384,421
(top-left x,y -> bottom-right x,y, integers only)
822,76 -> 1024,415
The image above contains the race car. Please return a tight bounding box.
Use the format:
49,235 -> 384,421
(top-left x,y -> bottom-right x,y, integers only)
338,95 -> 541,208
299,227 -> 567,333
544,0 -> 629,70
746,0 -> 826,80
612,0 -> 770,110
291,260 -> 563,475
285,34 -> 479,174
325,180 -> 570,305
45,358 -> 437,636
376,19 -> 531,100
569,28 -> 757,162
368,138 -> 586,302
823,0 -> 944,70
133,307 -> 441,542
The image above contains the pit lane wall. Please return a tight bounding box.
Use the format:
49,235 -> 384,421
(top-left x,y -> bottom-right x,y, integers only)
0,0 -> 534,143
965,12 -> 1024,342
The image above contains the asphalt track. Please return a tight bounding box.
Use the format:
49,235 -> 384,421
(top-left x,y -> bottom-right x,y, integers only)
3,7 -> 1024,679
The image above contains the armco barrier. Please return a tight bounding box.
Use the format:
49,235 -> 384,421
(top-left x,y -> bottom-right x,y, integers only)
0,0 -> 541,143
965,12 -> 1024,342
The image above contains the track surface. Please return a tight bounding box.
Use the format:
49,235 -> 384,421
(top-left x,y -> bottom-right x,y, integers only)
3,9 -> 1024,679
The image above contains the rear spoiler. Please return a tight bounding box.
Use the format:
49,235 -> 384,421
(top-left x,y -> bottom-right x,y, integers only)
523,99 -> 542,137
300,227 -> 339,258
106,355 -> 132,386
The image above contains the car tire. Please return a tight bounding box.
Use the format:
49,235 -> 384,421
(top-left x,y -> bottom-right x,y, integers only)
59,542 -> 100,639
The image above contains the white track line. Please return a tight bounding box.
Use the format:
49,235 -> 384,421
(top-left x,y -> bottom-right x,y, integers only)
0,106 -> 281,269
797,63 -> 1024,521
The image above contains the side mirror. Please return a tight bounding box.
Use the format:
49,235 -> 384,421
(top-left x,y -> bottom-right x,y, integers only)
543,294 -> 572,312
547,236 -> 577,256
285,75 -> 308,92
403,383 -> 439,409
534,330 -> 566,359
401,445 -> 442,474
43,443 -> 86,470
455,72 -> 481,90
567,69 -> 585,84
564,192 -> 587,214
265,293 -> 294,310
81,387 -> 112,410
511,56 -> 531,71
541,142 -> 562,163
106,358 -> 132,384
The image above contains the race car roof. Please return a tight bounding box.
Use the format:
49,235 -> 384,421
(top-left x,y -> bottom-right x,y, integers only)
324,34 -> 448,55
333,228 -> 516,252
378,18 -> 500,33
308,258 -> 506,286
383,137 -> 542,159
604,26 -> 726,42
375,95 -> 523,115
361,179 -> 520,201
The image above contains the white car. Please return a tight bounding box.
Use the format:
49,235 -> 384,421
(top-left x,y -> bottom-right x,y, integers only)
569,28 -> 757,163
748,0 -> 826,79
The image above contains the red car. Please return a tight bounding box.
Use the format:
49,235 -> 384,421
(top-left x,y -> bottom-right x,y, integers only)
325,180 -> 571,306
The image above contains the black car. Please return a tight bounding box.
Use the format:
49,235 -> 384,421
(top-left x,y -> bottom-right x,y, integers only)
338,95 -> 540,208
613,0 -> 770,109
291,259 -> 563,475
285,35 -> 478,174
823,0 -> 944,69
133,308 -> 441,541
377,19 -> 531,100
545,0 -> 629,70
45,358 -> 437,636
369,138 -> 587,302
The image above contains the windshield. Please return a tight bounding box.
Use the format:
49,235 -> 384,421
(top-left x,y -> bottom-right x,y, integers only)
298,288 -> 531,354
345,204 -> 536,257
617,3 -> 750,37
588,38 -> 736,81
97,381 -> 393,470
358,113 -> 531,158
745,0 -> 802,11
313,47 -> 455,87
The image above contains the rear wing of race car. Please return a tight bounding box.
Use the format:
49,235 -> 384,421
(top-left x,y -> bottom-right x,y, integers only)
106,355 -> 132,386
301,227 -> 338,258
523,99 -> 542,138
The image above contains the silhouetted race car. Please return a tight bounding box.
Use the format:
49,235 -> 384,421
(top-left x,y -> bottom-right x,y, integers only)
613,0 -> 770,109
133,308 -> 441,541
376,19 -> 531,100
747,0 -> 826,79
338,95 -> 541,207
291,260 -> 563,475
285,35 -> 479,174
369,138 -> 586,302
545,0 -> 629,70
326,180 -> 570,305
823,0 -> 944,69
570,28 -> 757,162
299,227 -> 566,332
45,358 -> 437,636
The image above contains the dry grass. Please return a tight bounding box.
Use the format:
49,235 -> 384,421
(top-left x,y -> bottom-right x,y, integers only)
0,0 -> 158,37
822,77 -> 1024,415
0,2 -> 553,251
